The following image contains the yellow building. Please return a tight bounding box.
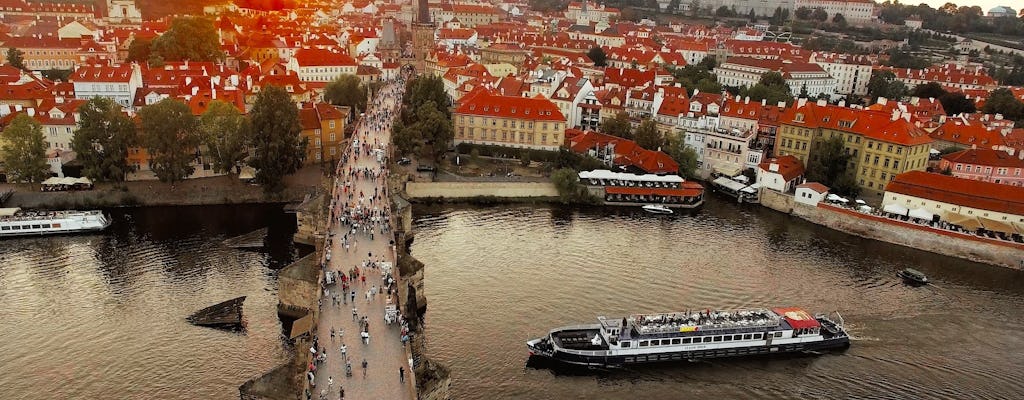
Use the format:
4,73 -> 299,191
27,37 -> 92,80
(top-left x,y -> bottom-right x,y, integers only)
453,88 -> 566,151
299,102 -> 350,164
776,99 -> 933,198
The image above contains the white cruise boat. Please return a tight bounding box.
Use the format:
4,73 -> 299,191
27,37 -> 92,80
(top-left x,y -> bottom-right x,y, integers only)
528,307 -> 849,367
642,204 -> 673,214
0,208 -> 112,237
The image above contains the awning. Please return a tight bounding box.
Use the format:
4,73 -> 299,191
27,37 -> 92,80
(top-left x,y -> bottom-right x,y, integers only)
858,205 -> 873,212
0,207 -> 20,217
882,204 -> 909,215
908,208 -> 935,220
713,164 -> 742,177
978,217 -> 1019,234
712,176 -> 747,192
941,211 -> 983,231
41,177 -> 62,185
75,177 -> 92,185
289,313 -> 314,339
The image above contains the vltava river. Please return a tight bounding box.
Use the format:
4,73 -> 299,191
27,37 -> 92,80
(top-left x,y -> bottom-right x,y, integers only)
0,204 -> 302,400
411,201 -> 1024,399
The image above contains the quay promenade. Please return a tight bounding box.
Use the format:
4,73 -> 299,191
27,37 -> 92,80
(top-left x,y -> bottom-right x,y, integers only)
306,79 -> 414,400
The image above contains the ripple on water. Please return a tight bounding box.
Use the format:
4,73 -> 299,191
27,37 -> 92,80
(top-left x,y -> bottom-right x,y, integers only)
412,204 -> 1024,400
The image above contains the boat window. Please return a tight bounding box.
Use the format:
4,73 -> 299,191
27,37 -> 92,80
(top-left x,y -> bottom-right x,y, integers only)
639,341 -> 648,347
13,225 -> 21,230
703,336 -> 712,343
41,224 -> 50,228
0,226 -> 8,231
671,338 -> 680,345
621,341 -> 630,348
775,332 -> 783,338
713,336 -> 722,342
31,224 -> 40,229
753,333 -> 762,339
743,334 -> 751,340
659,339 -> 668,345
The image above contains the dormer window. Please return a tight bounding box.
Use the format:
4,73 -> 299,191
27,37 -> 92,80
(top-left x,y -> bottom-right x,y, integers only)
469,105 -> 475,110
483,106 -> 489,111
795,113 -> 804,122
511,107 -> 516,113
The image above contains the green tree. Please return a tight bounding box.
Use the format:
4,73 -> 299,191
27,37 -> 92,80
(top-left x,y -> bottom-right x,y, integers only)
633,119 -> 664,150
912,81 -> 947,99
324,74 -> 368,111
0,113 -> 49,183
150,16 -> 224,62
139,99 -> 200,183
982,87 -> 1024,122
715,6 -> 734,18
795,6 -> 811,20
667,0 -> 680,13
404,75 -> 450,120
551,167 -> 582,203
41,68 -> 72,82
587,47 -> 608,67
519,149 -> 532,167
71,97 -> 137,181
249,85 -> 306,192
600,112 -> 633,139
812,7 -> 828,21
665,134 -> 698,179
938,92 -> 976,115
806,136 -> 856,196
6,47 -> 25,70
740,71 -> 793,105
126,37 -> 152,63
406,100 -> 454,162
199,100 -> 251,174
866,70 -> 907,103
832,13 -> 846,27
748,9 -> 757,21
689,0 -> 701,17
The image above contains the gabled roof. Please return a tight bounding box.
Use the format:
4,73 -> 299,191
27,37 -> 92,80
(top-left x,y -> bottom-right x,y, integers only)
941,149 -> 1024,168
779,102 -> 933,146
930,119 -> 1007,148
293,48 -> 357,67
758,155 -> 805,182
454,87 -> 565,122
885,171 -> 1024,216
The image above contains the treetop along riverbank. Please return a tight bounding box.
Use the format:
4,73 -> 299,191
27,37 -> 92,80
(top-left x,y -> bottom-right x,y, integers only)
0,165 -> 324,209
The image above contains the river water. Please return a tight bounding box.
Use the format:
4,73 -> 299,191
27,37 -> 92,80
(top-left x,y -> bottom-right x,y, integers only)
410,200 -> 1024,400
0,204 -> 303,400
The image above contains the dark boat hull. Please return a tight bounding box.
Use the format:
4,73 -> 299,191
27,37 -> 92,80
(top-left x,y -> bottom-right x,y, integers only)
530,336 -> 850,367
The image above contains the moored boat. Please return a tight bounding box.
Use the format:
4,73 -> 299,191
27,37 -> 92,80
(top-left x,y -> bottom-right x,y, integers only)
642,204 -> 673,214
0,208 -> 112,237
897,268 -> 929,285
527,307 -> 849,367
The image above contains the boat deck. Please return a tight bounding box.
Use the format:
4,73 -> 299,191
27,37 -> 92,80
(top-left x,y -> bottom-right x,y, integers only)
553,328 -> 607,351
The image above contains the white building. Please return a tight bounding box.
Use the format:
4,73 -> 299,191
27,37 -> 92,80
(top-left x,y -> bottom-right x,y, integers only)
795,182 -> 830,206
71,64 -> 143,107
756,155 -> 805,193
288,48 -> 358,82
793,0 -> 876,24
107,0 -> 142,25
808,52 -> 873,96
715,57 -> 839,99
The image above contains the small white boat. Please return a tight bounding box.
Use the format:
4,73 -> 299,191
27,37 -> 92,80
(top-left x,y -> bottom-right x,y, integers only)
642,204 -> 673,214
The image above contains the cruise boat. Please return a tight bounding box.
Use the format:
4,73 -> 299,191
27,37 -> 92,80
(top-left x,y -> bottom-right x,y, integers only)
527,307 -> 849,367
0,208 -> 112,237
642,204 -> 673,214
897,268 -> 929,285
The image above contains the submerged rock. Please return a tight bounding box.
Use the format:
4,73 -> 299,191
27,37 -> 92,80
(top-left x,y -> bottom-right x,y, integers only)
188,296 -> 246,330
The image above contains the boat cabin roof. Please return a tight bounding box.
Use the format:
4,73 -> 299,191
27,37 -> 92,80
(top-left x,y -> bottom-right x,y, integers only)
615,307 -> 821,337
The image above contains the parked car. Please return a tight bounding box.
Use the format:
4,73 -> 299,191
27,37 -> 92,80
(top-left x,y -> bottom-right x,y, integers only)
397,157 -> 412,165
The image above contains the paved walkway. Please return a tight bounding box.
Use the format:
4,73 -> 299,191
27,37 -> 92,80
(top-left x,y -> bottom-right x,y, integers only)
306,80 -> 413,400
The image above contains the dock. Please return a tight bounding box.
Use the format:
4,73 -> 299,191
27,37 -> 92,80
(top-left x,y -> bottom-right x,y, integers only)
186,296 -> 246,330
222,227 -> 268,249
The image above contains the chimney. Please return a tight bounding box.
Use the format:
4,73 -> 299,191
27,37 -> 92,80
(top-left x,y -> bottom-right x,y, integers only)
212,88 -> 217,99
761,99 -> 766,106
797,98 -> 807,108
838,99 -> 846,107
877,97 -> 888,106
816,98 -> 826,107
777,101 -> 786,108
744,96 -> 749,104
192,86 -> 199,96
27,108 -> 35,117
891,109 -> 900,121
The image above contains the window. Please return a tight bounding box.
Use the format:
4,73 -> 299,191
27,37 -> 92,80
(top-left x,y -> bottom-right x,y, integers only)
671,338 -> 681,345
703,336 -> 712,343
774,332 -> 783,338
661,339 -> 671,345
713,336 -> 722,342
743,334 -> 752,340
893,160 -> 899,170
639,341 -> 648,347
682,338 -> 691,344
622,341 -> 630,348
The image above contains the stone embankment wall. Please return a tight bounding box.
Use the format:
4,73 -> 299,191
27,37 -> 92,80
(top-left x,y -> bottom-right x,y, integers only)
405,182 -> 557,199
760,189 -> 795,214
792,202 -> 1024,269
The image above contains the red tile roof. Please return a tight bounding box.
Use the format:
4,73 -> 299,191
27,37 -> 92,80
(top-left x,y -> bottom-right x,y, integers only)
568,130 -> 679,174
758,155 -> 805,182
797,182 -> 830,193
293,48 -> 357,67
454,88 -> 564,122
941,149 -> 1024,168
779,102 -> 933,146
930,119 -> 1007,148
885,171 -> 1024,216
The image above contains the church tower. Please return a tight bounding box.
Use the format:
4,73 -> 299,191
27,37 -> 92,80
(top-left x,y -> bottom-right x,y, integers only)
410,0 -> 434,74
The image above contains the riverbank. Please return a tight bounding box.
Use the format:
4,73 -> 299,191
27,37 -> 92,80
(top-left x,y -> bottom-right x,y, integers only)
0,166 -> 324,209
760,189 -> 1024,270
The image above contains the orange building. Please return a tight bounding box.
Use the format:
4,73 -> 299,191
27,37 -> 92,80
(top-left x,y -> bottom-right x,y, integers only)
299,102 -> 350,164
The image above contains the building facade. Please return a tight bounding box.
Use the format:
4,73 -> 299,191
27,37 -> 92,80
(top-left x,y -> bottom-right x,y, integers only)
939,148 -> 1024,186
453,89 -> 566,151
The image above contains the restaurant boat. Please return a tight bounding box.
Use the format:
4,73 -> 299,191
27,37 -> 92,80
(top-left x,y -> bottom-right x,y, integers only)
527,307 -> 849,367
0,208 -> 112,237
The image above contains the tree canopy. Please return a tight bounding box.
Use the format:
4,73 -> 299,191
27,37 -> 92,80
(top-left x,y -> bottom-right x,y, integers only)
866,70 -> 907,103
404,75 -> 450,120
739,71 -> 793,105
139,99 -> 201,183
199,100 -> 251,174
666,59 -> 722,96
806,136 -> 858,197
394,100 -> 453,162
249,85 -> 306,191
150,17 -> 223,62
982,88 -> 1024,126
600,112 -> 633,140
71,97 -> 137,181
587,47 -> 608,67
324,74 -> 368,112
126,37 -> 152,63
633,119 -> 664,151
0,113 -> 49,183
6,47 -> 25,70
665,134 -> 698,179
